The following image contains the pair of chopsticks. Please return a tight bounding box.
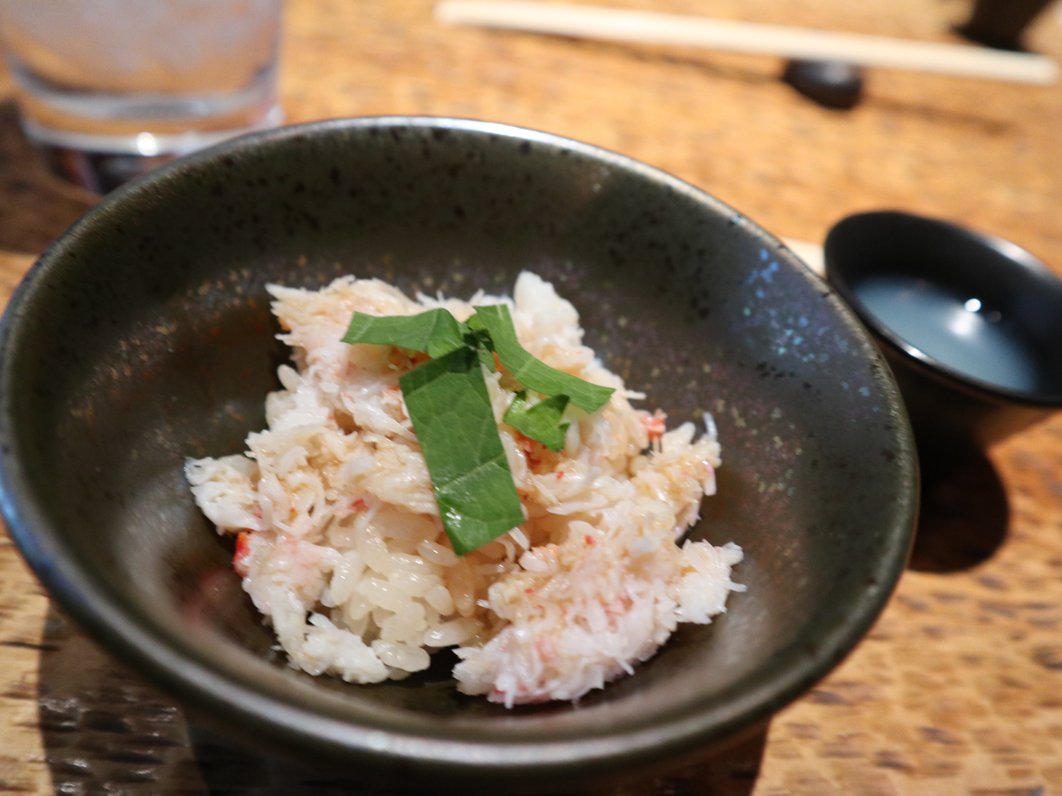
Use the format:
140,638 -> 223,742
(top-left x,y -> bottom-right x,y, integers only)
436,1 -> 1058,85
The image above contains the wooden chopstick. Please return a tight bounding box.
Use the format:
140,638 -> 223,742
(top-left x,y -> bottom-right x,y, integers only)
436,1 -> 1058,85
782,239 -> 826,277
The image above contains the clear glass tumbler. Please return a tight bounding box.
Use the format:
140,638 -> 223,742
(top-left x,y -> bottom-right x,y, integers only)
0,0 -> 283,192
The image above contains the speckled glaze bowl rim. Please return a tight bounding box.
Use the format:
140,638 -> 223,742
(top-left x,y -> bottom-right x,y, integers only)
824,209 -> 1062,408
0,117 -> 918,782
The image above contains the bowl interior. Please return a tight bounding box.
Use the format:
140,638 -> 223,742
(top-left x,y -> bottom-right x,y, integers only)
824,211 -> 1062,401
0,119 -> 916,780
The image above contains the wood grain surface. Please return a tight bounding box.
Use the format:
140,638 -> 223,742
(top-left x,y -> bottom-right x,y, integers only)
1,1 -> 1060,793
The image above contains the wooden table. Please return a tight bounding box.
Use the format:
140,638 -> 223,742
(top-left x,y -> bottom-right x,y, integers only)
1,1 -> 1059,793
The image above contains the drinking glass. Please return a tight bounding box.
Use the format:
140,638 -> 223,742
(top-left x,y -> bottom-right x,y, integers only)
0,0 -> 283,191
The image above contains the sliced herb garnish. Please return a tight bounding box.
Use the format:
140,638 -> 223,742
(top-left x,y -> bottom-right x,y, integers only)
342,308 -> 465,358
342,303 -> 614,554
399,347 -> 526,555
503,391 -> 570,452
469,304 -> 613,412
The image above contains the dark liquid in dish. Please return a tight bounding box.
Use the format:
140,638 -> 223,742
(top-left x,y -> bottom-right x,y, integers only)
855,276 -> 1041,393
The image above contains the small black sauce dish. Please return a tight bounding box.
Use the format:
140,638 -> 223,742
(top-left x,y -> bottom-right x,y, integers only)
824,210 -> 1062,459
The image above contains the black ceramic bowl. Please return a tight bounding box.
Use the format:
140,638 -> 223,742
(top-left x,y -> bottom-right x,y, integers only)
0,118 -> 916,792
825,210 -> 1062,452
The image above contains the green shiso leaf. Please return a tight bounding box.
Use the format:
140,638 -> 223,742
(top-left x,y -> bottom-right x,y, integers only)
460,323 -> 496,371
504,391 -> 570,452
470,304 -> 614,412
342,308 -> 465,359
341,302 -> 614,554
398,347 -> 525,555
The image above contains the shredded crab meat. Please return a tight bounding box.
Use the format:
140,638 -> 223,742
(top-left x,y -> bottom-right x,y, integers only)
186,271 -> 743,704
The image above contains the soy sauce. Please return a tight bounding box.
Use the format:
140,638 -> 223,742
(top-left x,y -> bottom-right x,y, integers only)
855,275 -> 1041,393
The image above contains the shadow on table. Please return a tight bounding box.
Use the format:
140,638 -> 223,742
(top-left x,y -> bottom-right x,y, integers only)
907,445 -> 1010,573
507,31 -> 779,88
533,35 -> 1019,129
36,604 -> 766,795
867,94 -> 1013,135
0,99 -> 96,255
186,723 -> 766,796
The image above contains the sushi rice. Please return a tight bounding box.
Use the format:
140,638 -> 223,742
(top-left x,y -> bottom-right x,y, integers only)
186,271 -> 744,706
